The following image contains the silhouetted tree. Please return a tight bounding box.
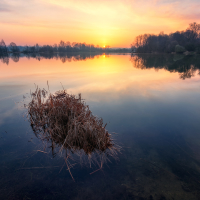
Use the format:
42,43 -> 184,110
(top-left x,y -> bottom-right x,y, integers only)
9,42 -> 20,53
35,44 -> 40,52
0,39 -> 8,56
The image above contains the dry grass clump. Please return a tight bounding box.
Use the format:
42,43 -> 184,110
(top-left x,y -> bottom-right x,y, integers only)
25,86 -> 120,178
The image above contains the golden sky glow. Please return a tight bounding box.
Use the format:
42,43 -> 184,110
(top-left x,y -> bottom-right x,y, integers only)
0,0 -> 200,47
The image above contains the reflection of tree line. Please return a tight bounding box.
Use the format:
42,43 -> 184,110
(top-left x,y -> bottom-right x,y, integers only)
130,54 -> 200,79
0,52 -> 109,65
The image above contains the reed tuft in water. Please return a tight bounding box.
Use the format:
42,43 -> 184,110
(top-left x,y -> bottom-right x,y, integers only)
25,86 -> 120,179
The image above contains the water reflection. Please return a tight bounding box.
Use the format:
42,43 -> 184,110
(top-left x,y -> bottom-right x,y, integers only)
11,53 -> 20,63
131,54 -> 200,79
1,54 -> 200,199
2,52 -> 200,81
0,54 -> 9,65
0,52 -> 107,64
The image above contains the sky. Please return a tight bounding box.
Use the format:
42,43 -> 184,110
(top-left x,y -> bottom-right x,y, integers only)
0,0 -> 200,47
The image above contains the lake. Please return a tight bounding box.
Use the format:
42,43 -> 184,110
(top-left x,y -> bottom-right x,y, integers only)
0,53 -> 200,200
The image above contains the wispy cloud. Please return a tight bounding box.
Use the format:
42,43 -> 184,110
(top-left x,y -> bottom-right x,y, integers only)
0,7 -> 11,12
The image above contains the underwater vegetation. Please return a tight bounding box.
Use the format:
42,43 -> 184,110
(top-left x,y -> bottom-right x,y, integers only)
24,85 -> 120,180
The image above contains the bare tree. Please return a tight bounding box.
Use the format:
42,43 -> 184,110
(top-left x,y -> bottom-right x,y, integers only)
9,42 -> 20,53
0,39 -> 8,55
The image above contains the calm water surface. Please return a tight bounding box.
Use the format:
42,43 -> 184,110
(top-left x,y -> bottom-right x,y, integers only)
0,53 -> 200,200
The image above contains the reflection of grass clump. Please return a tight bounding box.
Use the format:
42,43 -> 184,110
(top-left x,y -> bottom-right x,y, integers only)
26,86 -> 120,179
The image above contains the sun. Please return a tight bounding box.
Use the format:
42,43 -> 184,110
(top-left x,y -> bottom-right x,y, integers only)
103,45 -> 105,48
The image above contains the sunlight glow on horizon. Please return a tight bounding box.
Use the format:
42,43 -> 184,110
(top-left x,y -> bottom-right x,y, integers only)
0,0 -> 200,47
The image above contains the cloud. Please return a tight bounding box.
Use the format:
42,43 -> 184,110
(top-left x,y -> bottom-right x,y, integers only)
42,0 -> 200,26
1,0 -> 200,46
0,0 -> 12,12
0,7 -> 11,12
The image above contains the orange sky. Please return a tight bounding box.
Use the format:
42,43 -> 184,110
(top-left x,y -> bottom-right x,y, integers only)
0,0 -> 200,47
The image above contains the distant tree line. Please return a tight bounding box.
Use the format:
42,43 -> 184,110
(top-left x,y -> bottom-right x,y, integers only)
0,40 -> 130,56
22,41 -> 107,53
131,22 -> 200,54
